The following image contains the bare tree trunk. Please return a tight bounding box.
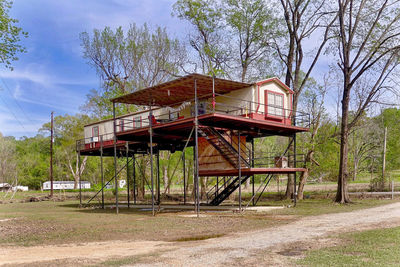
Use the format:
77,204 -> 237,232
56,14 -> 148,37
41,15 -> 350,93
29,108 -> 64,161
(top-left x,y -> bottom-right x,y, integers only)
297,169 -> 308,200
163,165 -> 169,194
336,86 -> 351,203
285,138 -> 295,199
69,154 -> 87,189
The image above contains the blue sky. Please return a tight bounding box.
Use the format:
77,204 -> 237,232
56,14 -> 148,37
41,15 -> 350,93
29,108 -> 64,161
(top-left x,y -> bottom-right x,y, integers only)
0,0 -> 186,138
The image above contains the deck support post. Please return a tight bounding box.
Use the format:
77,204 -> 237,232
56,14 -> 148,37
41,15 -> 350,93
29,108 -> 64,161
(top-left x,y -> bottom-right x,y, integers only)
100,136 -> 104,209
216,176 -> 219,196
133,154 -> 136,204
183,149 -> 186,204
149,107 -> 155,216
212,75 -> 215,112
78,150 -> 82,207
194,78 -> 200,217
112,101 -> 119,214
293,132 -> 297,207
238,131 -> 242,211
157,148 -> 160,204
251,138 -> 255,206
126,142 -> 130,208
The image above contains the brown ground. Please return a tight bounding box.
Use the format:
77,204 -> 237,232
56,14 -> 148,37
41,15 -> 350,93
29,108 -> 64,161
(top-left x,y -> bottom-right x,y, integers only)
1,201 -> 400,266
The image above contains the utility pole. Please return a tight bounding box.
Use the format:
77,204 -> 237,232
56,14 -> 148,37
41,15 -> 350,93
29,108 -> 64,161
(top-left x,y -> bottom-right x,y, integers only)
50,111 -> 54,197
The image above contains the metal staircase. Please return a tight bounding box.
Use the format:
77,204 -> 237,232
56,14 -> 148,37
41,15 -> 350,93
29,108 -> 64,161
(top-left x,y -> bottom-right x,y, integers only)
206,175 -> 251,205
198,126 -> 250,169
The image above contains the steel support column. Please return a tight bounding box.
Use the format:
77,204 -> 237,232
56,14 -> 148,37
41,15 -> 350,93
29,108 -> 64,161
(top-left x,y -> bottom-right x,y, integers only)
126,142 -> 130,208
293,132 -> 297,207
238,131 -> 242,211
183,149 -> 186,204
112,101 -> 119,214
149,108 -> 155,216
133,154 -> 136,204
194,79 -> 200,216
216,176 -> 219,196
100,136 -> 104,209
251,138 -> 255,206
157,148 -> 160,204
78,151 -> 82,207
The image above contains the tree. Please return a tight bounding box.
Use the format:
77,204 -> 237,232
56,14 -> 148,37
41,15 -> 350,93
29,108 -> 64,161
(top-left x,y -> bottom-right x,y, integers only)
335,0 -> 400,203
80,24 -> 187,117
296,76 -> 328,199
16,134 -> 49,189
0,0 -> 27,69
173,0 -> 228,75
41,114 -> 93,189
173,0 -> 280,80
349,116 -> 381,181
223,0 -> 279,81
0,133 -> 16,184
381,108 -> 400,170
274,0 -> 337,198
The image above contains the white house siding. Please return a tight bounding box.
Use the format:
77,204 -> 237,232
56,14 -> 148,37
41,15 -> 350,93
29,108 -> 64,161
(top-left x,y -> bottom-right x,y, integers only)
213,86 -> 254,115
83,109 -> 163,141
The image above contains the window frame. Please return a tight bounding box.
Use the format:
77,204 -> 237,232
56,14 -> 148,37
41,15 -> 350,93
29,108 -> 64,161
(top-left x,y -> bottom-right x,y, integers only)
265,90 -> 285,118
92,126 -> 99,138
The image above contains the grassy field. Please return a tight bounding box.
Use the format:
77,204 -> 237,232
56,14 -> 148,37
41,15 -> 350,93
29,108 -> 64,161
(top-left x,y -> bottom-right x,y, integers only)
0,197 -> 396,247
298,226 -> 400,266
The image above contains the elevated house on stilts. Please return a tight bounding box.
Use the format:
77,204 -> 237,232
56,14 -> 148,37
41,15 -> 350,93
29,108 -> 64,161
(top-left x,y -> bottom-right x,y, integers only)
76,73 -> 310,214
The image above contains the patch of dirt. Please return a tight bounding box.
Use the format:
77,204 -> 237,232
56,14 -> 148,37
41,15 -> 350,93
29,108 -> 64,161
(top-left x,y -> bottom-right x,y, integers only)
0,240 -> 173,266
1,202 -> 400,266
0,218 -> 75,246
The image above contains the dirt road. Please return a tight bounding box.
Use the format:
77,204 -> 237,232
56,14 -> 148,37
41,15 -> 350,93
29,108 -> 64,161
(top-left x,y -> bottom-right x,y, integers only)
1,202 -> 400,266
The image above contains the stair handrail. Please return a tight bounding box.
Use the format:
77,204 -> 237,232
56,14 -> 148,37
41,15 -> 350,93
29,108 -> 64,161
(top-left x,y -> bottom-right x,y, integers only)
210,175 -> 250,205
206,176 -> 235,201
206,127 -> 250,168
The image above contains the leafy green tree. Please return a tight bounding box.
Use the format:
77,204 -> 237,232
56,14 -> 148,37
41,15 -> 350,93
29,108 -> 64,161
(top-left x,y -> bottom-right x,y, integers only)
173,0 -> 280,80
0,133 -> 17,184
334,0 -> 400,203
381,108 -> 400,170
15,135 -> 49,189
223,0 -> 280,81
80,24 -> 187,117
41,114 -> 94,189
0,0 -> 27,69
173,0 -> 227,75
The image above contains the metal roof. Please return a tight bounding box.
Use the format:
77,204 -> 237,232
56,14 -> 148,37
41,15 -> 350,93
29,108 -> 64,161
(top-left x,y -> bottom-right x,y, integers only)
111,73 -> 252,107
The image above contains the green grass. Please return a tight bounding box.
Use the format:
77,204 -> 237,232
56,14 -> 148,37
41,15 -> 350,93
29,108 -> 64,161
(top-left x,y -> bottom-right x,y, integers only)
298,226 -> 400,266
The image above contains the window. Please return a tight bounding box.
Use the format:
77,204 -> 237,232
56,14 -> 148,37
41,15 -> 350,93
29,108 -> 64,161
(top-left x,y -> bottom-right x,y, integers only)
92,126 -> 99,143
92,126 -> 99,137
134,116 -> 142,128
266,91 -> 284,117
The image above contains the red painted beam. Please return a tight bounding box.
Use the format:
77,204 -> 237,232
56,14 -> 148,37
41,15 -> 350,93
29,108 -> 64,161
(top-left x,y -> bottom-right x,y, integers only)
198,167 -> 306,177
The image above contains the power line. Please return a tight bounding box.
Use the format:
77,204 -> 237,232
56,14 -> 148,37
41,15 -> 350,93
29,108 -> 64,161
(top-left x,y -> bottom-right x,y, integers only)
0,77 -> 32,123
0,93 -> 31,136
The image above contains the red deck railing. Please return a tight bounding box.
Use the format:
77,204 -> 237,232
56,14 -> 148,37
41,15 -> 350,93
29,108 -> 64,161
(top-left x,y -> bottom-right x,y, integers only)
77,95 -> 310,152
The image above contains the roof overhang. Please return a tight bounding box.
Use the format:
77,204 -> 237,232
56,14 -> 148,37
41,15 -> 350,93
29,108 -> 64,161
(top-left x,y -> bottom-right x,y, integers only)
256,77 -> 294,94
111,73 -> 252,107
